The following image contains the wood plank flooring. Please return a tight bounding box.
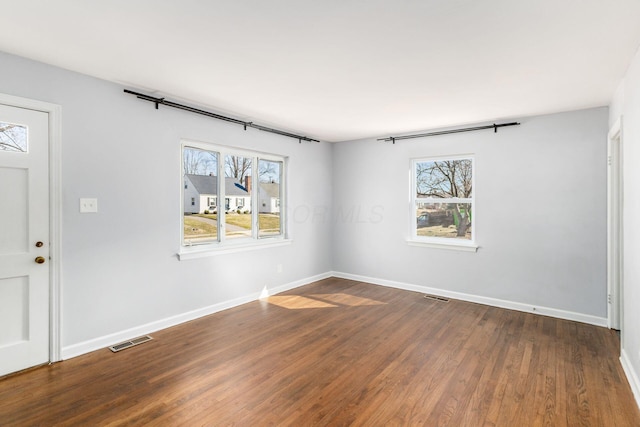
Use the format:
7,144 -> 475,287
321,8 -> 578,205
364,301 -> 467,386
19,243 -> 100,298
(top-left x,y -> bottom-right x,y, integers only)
1,277 -> 638,426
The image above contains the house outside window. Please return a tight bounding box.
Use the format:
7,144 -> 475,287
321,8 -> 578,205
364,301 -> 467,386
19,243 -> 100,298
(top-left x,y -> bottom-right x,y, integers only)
411,156 -> 476,250
181,141 -> 287,250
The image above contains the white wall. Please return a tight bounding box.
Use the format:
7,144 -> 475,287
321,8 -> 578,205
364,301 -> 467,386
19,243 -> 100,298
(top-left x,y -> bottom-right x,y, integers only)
332,108 -> 609,321
0,51 -> 333,355
610,44 -> 640,404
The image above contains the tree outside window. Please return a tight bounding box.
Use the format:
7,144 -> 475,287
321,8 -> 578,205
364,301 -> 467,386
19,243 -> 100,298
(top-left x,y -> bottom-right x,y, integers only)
0,122 -> 27,152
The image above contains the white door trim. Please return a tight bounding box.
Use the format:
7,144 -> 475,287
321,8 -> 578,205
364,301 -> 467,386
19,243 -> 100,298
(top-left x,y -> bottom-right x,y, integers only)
607,116 -> 623,333
0,93 -> 62,363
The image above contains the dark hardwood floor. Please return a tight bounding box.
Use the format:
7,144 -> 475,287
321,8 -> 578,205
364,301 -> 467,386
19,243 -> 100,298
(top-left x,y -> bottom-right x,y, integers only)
1,277 -> 638,426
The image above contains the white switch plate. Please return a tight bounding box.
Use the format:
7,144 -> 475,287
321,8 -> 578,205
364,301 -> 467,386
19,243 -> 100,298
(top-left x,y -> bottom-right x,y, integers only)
80,198 -> 98,213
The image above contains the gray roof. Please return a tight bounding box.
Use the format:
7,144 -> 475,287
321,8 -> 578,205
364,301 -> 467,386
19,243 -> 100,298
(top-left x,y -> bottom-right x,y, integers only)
260,182 -> 280,198
186,174 -> 249,196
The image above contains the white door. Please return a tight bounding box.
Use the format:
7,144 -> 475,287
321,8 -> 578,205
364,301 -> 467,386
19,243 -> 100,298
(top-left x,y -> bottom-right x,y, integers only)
0,104 -> 49,377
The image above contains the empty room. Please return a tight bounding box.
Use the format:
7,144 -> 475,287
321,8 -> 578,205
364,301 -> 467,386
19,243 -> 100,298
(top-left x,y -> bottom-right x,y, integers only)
2,1 -> 640,425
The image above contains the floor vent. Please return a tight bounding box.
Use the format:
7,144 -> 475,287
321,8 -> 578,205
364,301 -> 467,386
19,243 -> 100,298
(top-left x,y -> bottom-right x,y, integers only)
108,335 -> 153,353
424,294 -> 449,302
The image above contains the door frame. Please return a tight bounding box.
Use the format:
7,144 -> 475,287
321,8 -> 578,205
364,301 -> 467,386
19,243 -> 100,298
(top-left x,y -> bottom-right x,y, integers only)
607,117 -> 623,332
0,93 -> 62,363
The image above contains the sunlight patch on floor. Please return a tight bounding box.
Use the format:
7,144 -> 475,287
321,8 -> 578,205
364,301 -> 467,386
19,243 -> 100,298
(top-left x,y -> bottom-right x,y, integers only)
265,293 -> 386,309
266,295 -> 338,309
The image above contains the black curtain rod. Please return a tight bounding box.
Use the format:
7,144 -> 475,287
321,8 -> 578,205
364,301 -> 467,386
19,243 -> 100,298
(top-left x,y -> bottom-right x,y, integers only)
124,89 -> 319,143
378,122 -> 520,144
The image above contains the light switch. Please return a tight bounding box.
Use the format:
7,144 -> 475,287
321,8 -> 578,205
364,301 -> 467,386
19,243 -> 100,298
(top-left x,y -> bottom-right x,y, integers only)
80,198 -> 98,213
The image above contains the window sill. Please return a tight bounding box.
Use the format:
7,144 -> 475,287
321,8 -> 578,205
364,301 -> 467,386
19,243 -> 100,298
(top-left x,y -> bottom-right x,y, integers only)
407,239 -> 478,252
178,238 -> 292,260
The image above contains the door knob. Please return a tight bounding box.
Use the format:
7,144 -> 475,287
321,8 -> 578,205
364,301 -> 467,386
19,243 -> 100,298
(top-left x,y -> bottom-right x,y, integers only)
35,256 -> 46,264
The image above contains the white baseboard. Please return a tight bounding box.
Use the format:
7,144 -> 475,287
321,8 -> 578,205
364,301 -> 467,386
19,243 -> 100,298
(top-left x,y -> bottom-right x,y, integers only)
331,271 -> 608,327
61,271 -> 332,360
621,349 -> 640,410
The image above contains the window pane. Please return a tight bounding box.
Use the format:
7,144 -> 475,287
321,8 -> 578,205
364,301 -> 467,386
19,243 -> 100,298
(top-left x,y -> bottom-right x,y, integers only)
0,122 -> 27,152
224,155 -> 252,239
416,202 -> 472,240
183,147 -> 218,245
415,159 -> 472,198
258,159 -> 282,237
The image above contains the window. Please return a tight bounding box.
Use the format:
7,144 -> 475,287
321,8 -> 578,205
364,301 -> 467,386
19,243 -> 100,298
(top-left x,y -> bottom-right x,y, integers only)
0,121 -> 28,152
411,156 -> 476,250
181,141 -> 287,253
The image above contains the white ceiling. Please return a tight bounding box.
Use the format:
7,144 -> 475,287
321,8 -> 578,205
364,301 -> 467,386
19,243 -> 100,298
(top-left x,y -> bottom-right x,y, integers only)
1,1 -> 639,142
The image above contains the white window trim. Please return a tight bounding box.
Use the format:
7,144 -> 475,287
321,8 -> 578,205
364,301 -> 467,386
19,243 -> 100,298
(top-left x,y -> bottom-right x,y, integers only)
179,238 -> 292,260
406,238 -> 478,252
408,155 -> 477,252
179,140 -> 288,258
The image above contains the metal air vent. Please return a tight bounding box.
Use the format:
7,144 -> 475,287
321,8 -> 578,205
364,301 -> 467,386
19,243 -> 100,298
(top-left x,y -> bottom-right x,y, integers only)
423,294 -> 449,302
108,335 -> 153,352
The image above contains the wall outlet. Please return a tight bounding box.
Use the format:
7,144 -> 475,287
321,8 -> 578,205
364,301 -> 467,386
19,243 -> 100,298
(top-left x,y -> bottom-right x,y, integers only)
277,264 -> 283,273
80,198 -> 98,213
